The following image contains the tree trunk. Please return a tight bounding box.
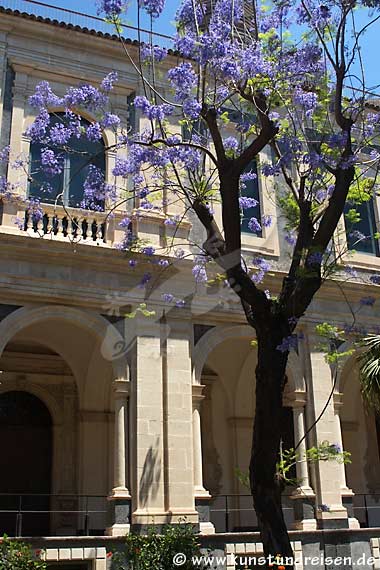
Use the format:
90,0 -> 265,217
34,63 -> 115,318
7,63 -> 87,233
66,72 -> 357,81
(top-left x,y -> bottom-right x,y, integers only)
250,320 -> 294,568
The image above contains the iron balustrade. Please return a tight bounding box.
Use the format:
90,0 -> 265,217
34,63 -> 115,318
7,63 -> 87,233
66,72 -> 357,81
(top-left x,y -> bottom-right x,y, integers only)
209,494 -> 296,533
0,0 -> 174,47
352,494 -> 380,528
0,494 -> 108,537
210,493 -> 380,532
2,492 -> 380,537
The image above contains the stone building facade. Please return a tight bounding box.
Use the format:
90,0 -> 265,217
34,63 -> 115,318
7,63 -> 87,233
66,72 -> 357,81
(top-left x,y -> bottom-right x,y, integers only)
1,2 -> 380,567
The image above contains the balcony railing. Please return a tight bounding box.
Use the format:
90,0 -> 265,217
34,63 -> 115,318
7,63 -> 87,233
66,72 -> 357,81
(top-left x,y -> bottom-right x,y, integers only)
0,0 -> 173,48
24,204 -> 107,244
209,493 -> 380,533
209,494 -> 296,533
0,494 -> 108,537
3,492 -> 380,537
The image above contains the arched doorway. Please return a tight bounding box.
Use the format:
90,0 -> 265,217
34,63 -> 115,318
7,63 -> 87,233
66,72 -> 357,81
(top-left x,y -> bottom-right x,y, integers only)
0,391 -> 52,536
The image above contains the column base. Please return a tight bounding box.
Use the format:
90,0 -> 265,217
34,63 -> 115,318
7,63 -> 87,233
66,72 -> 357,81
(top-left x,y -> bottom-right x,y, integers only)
317,506 -> 350,529
107,492 -> 131,535
105,523 -> 131,537
132,509 -> 199,531
108,487 -> 131,499
199,521 -> 216,535
290,487 -> 316,530
342,489 -> 360,529
195,496 -> 215,535
195,486 -> 211,498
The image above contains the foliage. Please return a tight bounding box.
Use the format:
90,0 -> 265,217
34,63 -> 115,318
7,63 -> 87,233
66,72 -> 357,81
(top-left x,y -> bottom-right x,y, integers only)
358,335 -> 380,414
237,441 -> 351,488
111,524 -> 201,570
0,535 -> 46,570
315,323 -> 355,364
124,303 -> 156,319
305,441 -> 351,465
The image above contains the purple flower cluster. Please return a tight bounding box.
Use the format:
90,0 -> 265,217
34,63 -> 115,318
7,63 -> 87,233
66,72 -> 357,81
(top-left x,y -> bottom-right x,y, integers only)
139,0 -> 165,18
27,197 -> 44,224
142,246 -> 156,256
167,62 -> 197,101
224,137 -> 239,155
293,88 -> 318,117
360,296 -> 376,307
306,251 -> 323,266
251,256 -> 270,284
134,96 -> 174,121
40,148 -> 63,177
64,84 -> 108,112
248,217 -> 261,234
277,334 -> 299,353
97,0 -> 125,16
261,215 -> 272,228
101,72 -> 118,92
29,81 -> 62,109
183,98 -> 202,120
0,146 -> 10,164
192,257 -> 208,283
25,109 -> 50,142
239,197 -> 258,210
161,293 -> 186,308
101,113 -> 120,129
81,165 -> 116,211
140,44 -> 168,62
86,123 -> 103,142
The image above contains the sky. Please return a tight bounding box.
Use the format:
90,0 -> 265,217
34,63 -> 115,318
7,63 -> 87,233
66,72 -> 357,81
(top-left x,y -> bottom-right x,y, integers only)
6,0 -> 379,94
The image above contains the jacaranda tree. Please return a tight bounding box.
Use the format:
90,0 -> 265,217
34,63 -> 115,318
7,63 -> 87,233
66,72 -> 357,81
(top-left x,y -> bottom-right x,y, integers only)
1,0 -> 380,565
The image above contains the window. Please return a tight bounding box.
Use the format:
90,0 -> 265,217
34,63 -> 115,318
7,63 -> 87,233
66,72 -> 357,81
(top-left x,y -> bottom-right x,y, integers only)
29,113 -> 106,209
240,160 -> 262,236
344,199 -> 379,255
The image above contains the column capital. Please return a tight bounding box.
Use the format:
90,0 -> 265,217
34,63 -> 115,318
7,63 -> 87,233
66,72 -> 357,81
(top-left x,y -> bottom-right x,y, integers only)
113,379 -> 130,396
284,390 -> 307,408
333,392 -> 344,410
192,384 -> 206,403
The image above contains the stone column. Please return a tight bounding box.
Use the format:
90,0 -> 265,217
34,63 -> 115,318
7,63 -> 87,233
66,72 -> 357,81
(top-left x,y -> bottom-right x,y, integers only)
192,384 -> 209,496
131,318 -> 166,530
106,378 -> 131,536
162,316 -> 199,526
306,330 -> 351,529
333,393 -> 359,529
287,393 -> 316,530
192,384 -> 214,534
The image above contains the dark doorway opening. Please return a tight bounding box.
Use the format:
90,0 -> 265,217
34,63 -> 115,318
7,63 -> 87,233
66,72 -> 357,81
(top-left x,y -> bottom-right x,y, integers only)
0,391 -> 52,536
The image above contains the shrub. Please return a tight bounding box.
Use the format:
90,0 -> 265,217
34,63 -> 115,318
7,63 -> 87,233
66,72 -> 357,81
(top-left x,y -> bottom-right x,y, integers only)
0,535 -> 46,570
112,523 -> 201,569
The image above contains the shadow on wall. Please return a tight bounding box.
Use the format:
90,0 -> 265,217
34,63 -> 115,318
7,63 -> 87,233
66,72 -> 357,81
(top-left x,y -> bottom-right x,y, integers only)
139,438 -> 162,507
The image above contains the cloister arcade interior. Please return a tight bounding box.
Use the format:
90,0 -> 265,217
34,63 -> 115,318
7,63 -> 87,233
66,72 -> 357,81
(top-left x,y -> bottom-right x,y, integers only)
196,329 -> 297,532
340,355 -> 380,526
195,327 -> 380,532
0,307 -> 123,537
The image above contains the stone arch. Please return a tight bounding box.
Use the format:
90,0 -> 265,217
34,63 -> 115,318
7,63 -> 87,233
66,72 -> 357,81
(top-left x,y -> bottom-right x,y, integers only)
334,339 -> 358,394
0,380 -> 63,426
193,325 -> 255,385
0,304 -> 128,380
193,323 -> 305,393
